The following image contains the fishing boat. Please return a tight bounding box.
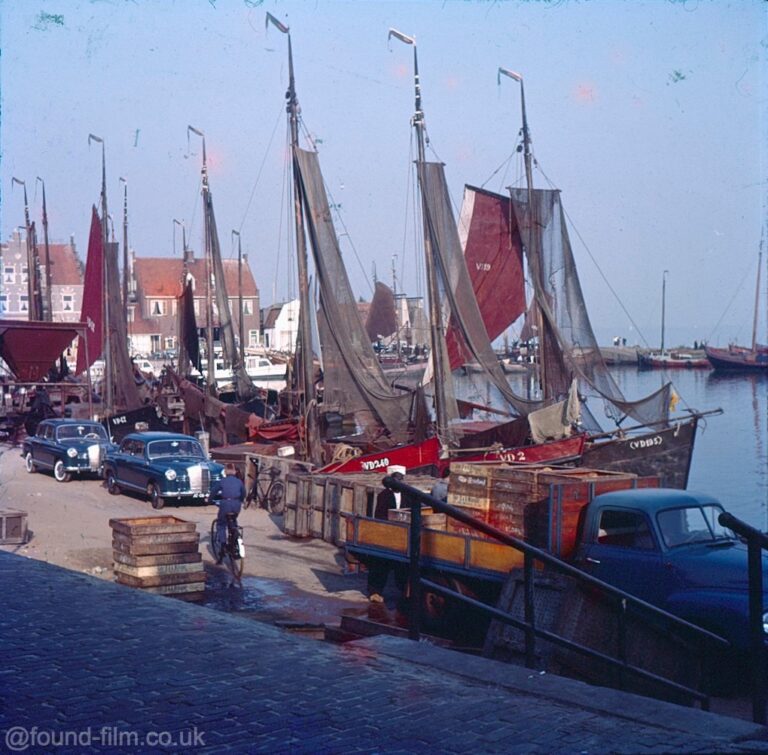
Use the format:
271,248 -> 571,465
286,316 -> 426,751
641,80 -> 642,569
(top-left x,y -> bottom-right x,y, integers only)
705,250 -> 768,372
455,68 -> 720,488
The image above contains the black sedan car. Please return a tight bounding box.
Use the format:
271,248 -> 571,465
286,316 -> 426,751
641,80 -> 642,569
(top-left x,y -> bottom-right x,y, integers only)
22,419 -> 115,483
103,431 -> 225,509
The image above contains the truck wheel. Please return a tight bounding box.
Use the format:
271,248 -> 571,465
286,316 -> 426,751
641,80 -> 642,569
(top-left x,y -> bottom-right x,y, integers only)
25,452 -> 36,473
53,459 -> 72,483
148,483 -> 165,510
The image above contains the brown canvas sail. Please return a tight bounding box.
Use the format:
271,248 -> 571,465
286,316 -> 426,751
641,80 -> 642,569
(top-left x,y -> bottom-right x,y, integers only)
75,207 -> 104,376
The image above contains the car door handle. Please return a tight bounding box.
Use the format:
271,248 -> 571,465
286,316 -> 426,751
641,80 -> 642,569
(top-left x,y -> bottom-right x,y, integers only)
585,557 -> 601,565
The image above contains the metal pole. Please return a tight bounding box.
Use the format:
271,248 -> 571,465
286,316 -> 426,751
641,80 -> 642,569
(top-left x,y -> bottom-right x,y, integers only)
408,491 -> 422,641
233,230 -> 245,360
748,538 -> 766,724
36,178 -> 53,321
119,178 -> 129,322
661,270 -> 668,354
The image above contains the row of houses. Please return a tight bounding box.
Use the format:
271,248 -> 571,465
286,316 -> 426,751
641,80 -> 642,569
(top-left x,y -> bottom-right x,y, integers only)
0,231 -> 300,357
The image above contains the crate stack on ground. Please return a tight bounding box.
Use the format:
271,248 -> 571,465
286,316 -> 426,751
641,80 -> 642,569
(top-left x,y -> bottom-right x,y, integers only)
0,509 -> 27,545
109,516 -> 205,601
447,464 -> 658,557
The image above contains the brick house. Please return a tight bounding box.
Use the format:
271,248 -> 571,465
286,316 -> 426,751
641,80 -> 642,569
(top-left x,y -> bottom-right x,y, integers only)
0,230 -> 83,322
129,250 -> 260,357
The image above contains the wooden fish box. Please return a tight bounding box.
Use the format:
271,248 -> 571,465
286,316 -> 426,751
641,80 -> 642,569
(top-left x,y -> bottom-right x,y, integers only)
0,509 -> 27,545
109,516 -> 205,600
387,507 -> 447,530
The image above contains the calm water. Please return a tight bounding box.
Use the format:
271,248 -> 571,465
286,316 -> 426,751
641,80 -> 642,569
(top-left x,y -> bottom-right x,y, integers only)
611,368 -> 767,530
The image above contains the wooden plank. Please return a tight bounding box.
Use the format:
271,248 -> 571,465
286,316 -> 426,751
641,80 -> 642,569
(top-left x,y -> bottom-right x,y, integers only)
111,537 -> 200,556
109,517 -> 197,536
111,530 -> 199,547
115,570 -> 206,588
113,561 -> 205,578
421,530 -> 466,564
142,582 -> 206,596
468,539 -> 524,574
357,519 -> 408,553
112,551 -> 202,568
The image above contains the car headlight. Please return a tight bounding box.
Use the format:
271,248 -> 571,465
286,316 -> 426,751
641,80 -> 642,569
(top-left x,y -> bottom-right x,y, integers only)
164,468 -> 177,481
763,611 -> 768,635
67,447 -> 78,458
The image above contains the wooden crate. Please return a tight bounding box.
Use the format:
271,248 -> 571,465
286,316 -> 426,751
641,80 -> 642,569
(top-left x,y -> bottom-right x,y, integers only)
387,507 -> 447,530
0,509 -> 27,545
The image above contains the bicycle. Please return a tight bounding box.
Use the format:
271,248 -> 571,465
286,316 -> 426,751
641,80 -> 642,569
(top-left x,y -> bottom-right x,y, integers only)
210,513 -> 245,582
244,463 -> 285,515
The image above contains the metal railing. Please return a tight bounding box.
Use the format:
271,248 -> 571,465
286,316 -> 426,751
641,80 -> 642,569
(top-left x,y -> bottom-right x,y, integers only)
382,475 -> 730,710
719,511 -> 768,724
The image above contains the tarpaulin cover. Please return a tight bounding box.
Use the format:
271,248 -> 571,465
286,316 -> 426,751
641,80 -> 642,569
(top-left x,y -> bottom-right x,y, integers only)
0,319 -> 84,381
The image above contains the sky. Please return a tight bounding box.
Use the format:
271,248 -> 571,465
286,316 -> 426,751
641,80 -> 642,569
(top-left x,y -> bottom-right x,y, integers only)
1,0 -> 766,348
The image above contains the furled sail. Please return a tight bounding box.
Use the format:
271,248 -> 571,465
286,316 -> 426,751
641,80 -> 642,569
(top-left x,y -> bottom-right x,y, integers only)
295,148 -> 414,443
366,281 -> 398,344
177,276 -> 200,377
75,207 -> 104,376
509,187 -> 672,430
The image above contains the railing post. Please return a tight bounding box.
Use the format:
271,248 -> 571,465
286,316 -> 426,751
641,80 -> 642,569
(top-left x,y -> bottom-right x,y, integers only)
523,551 -> 535,667
748,538 -> 766,724
408,492 -> 422,641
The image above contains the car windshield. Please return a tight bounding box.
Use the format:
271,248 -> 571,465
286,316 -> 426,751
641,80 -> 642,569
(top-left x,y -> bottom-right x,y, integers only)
147,439 -> 205,460
657,505 -> 735,548
56,424 -> 108,441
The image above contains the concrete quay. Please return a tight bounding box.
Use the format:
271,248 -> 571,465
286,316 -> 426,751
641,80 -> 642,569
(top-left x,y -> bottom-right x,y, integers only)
2,552 -> 768,753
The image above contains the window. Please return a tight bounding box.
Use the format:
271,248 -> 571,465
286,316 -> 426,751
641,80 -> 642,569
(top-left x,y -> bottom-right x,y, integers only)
0,295 -> 6,313
249,329 -> 259,347
150,300 -> 167,316
193,300 -> 200,316
164,336 -> 175,350
657,506 -> 732,548
4,266 -> 14,283
62,295 -> 73,312
596,509 -> 655,550
20,295 -> 28,312
243,300 -> 253,315
22,266 -> 28,283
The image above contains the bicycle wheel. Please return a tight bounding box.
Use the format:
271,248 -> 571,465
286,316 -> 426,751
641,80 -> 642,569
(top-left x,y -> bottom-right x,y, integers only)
226,531 -> 244,581
210,520 -> 224,562
267,480 -> 286,515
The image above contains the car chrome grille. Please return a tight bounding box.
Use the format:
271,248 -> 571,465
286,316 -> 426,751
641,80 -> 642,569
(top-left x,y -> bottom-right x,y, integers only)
187,464 -> 210,494
87,444 -> 102,471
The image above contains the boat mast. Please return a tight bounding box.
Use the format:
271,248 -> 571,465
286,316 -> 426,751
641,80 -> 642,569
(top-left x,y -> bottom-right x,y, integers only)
267,12 -> 321,464
11,178 -> 43,322
88,134 -> 113,414
661,269 -> 668,354
188,126 -> 216,394
752,251 -> 762,353
390,28 -> 452,441
35,177 -> 53,321
119,178 -> 129,322
232,230 -> 245,362
498,68 -> 547,395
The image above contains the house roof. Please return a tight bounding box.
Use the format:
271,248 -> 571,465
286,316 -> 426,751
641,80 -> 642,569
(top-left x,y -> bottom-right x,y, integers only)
262,303 -> 283,330
134,256 -> 259,299
47,244 -> 82,286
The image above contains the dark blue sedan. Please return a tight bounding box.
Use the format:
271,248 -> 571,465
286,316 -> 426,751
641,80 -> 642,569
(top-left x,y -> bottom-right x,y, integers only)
103,431 -> 225,509
22,419 -> 115,483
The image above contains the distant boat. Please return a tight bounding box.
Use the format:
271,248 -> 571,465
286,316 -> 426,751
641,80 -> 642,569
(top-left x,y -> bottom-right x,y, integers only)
637,351 -> 711,370
705,250 -> 768,372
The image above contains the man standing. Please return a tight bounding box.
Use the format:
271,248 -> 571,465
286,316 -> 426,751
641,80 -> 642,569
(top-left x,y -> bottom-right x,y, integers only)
211,463 -> 245,563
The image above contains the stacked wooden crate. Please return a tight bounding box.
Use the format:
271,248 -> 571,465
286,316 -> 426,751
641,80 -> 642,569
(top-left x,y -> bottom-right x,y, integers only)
109,516 -> 205,601
447,464 -> 657,556
0,509 -> 27,545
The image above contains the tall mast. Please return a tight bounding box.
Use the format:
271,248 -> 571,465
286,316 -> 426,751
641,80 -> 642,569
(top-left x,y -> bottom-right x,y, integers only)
389,28 -> 452,441
188,125 -> 216,394
119,177 -> 129,321
12,178 -> 42,321
267,12 -> 321,464
88,134 -> 112,413
661,269 -> 668,354
752,251 -> 762,353
498,68 -> 547,395
233,230 -> 245,362
36,177 -> 53,321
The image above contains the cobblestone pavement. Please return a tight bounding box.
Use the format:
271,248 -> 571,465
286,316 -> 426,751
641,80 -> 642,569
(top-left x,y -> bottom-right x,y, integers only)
2,551 -> 767,754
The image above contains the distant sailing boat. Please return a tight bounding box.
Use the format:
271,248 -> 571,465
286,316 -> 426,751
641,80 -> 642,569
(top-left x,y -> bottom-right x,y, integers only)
705,249 -> 768,371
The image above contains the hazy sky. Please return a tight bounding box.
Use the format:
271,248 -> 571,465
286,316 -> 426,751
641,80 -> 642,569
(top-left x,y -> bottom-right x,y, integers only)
1,0 -> 765,347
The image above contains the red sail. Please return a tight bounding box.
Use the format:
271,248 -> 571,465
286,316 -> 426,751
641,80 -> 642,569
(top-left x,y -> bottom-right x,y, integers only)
75,207 -> 104,375
446,186 -> 526,369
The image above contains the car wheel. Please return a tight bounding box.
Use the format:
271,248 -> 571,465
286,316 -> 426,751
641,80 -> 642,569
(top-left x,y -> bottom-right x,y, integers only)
106,470 -> 121,496
148,483 -> 165,510
24,452 -> 36,473
53,459 -> 72,483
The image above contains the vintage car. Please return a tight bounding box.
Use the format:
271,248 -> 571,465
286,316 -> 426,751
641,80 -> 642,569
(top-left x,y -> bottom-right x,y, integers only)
22,418 -> 115,482
103,431 -> 224,509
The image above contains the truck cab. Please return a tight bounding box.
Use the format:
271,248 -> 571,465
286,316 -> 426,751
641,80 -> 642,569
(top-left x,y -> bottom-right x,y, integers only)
574,488 -> 768,652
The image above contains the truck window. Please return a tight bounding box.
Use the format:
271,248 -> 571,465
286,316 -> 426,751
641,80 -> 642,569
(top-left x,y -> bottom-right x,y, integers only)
596,509 -> 655,550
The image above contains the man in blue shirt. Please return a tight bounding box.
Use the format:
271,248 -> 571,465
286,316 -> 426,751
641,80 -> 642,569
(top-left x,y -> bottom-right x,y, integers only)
211,463 -> 245,563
